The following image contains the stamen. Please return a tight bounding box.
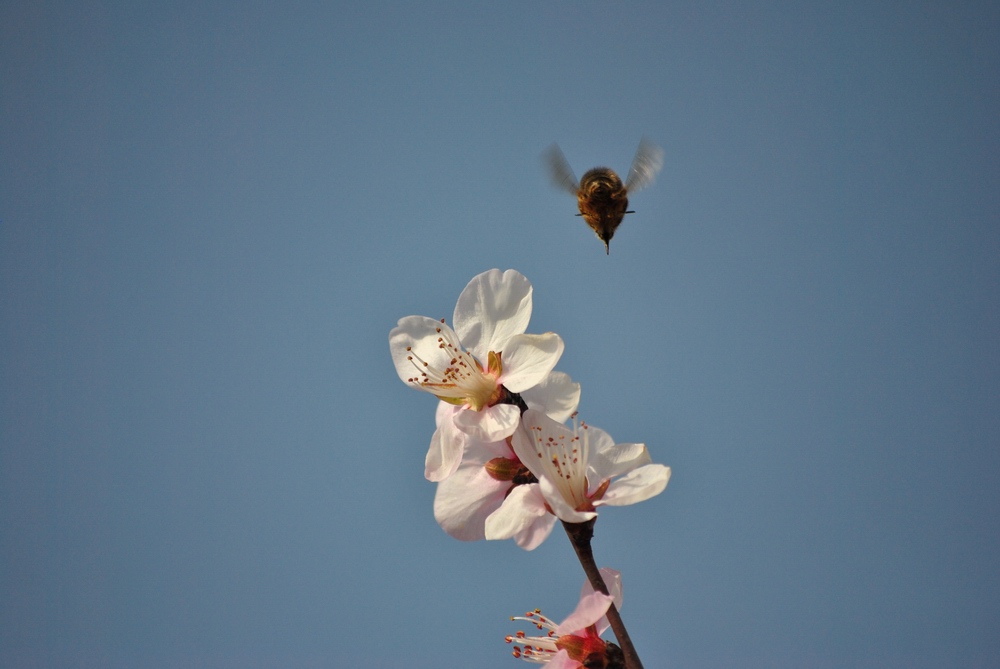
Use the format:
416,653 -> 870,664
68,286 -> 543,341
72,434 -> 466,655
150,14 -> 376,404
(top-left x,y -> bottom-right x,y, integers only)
527,419 -> 591,511
403,322 -> 502,409
506,607 -> 562,663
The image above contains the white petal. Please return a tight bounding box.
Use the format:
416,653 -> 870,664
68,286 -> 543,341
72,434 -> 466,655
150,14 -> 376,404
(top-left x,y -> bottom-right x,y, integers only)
588,442 -> 651,487
458,432 -> 514,464
453,403 -> 520,442
513,512 -> 557,551
556,590 -> 614,636
539,475 -> 596,523
582,424 -> 616,455
433,459 -> 510,542
500,333 -> 564,393
509,411 -> 553,481
597,464 -> 671,507
521,370 -> 581,422
434,400 -> 458,427
484,484 -> 550,541
389,315 -> 460,388
424,415 -> 466,482
453,269 -> 532,360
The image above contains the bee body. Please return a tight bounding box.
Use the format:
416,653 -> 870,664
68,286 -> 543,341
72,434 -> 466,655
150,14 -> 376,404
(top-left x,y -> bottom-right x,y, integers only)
544,140 -> 663,254
576,167 -> 630,252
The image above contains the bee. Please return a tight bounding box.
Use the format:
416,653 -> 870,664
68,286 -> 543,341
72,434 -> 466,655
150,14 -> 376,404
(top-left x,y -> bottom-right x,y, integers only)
544,138 -> 663,254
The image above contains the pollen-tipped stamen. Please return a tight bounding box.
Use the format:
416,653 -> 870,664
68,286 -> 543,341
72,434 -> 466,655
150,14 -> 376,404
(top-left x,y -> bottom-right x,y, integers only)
403,322 -> 503,410
527,414 -> 593,512
506,609 -> 561,663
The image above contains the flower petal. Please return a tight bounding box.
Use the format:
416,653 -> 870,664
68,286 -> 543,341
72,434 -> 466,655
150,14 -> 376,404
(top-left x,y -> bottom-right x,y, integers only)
545,650 -> 581,669
434,399 -> 457,427
580,424 -> 616,454
513,512 -> 557,551
521,370 -> 581,423
581,567 -> 622,636
588,442 -> 651,487
425,406 -> 466,481
453,402 -> 520,442
453,269 -> 532,360
433,443 -> 512,541
455,429 -> 514,464
499,333 -> 564,393
556,590 -> 614,636
389,315 -> 461,388
588,567 -> 623,610
539,475 -> 596,523
511,411 -> 592,515
425,429 -> 460,482
508,411 -> 557,482
596,464 -> 671,507
484,483 -> 550,542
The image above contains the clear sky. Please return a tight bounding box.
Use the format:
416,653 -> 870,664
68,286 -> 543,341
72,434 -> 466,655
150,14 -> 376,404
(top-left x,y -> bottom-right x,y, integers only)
2,2 -> 998,668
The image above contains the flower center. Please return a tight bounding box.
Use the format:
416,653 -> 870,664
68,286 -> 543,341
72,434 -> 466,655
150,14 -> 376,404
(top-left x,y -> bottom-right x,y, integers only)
525,416 -> 592,512
555,627 -> 608,664
506,611 -> 614,666
404,321 -> 504,410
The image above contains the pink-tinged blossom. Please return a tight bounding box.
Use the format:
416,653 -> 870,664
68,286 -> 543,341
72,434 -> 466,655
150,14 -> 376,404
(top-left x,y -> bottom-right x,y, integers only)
487,410 -> 670,536
506,568 -> 623,667
433,372 -> 580,546
389,269 -> 565,480
433,434 -> 556,550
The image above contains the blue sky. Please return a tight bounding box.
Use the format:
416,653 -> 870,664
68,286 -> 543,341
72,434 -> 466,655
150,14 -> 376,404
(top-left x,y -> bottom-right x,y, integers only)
2,2 -> 998,668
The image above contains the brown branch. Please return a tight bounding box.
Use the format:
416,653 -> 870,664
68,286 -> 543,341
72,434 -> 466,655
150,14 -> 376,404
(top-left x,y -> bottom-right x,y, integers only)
562,519 -> 645,669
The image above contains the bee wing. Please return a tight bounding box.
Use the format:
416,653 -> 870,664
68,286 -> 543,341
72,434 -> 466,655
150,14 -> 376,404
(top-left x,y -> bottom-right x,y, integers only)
543,143 -> 579,195
625,137 -> 664,192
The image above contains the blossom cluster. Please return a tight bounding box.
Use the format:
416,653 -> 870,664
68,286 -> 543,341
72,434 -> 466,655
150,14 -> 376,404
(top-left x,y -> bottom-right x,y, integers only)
389,269 -> 670,551
390,269 -> 670,667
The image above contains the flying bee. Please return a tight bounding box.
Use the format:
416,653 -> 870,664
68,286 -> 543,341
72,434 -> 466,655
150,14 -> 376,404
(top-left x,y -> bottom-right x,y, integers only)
544,138 -> 664,254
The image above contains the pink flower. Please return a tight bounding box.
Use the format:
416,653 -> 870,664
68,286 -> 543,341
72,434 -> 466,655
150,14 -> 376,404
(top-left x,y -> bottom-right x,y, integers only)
506,568 -> 623,667
433,433 -> 556,550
